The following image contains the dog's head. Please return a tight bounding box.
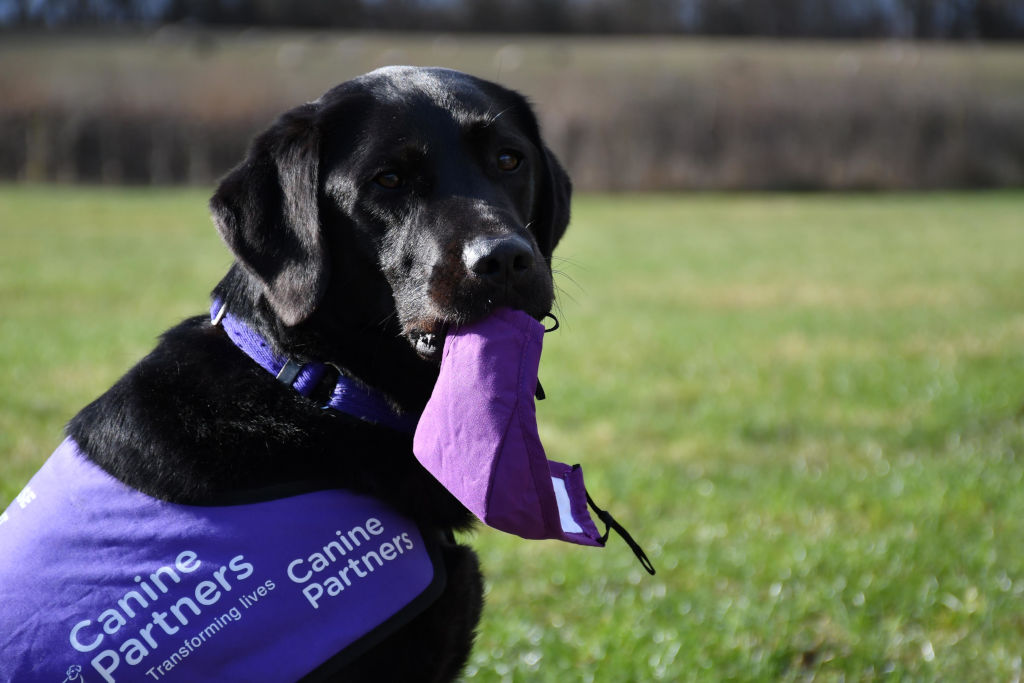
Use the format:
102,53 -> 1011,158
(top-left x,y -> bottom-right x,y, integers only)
210,67 -> 571,390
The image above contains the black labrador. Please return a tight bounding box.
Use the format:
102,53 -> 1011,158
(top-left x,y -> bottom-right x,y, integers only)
64,66 -> 571,680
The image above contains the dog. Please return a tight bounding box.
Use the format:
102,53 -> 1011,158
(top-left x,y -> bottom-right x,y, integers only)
0,66 -> 570,682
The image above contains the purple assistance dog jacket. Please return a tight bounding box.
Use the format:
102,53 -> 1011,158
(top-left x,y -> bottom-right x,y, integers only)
0,439 -> 443,683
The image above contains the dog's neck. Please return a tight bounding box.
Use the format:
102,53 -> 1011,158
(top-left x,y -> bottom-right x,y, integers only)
210,266 -> 440,415
211,299 -> 420,433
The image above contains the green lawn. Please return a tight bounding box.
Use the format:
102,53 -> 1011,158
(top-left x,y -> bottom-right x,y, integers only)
2,186 -> 1023,680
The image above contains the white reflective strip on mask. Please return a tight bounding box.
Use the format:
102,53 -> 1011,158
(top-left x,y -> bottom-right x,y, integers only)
551,476 -> 584,534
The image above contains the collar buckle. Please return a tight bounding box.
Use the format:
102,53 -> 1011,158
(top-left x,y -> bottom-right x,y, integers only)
275,358 -> 304,386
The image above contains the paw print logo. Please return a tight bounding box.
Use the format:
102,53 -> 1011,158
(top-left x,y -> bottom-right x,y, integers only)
62,665 -> 84,682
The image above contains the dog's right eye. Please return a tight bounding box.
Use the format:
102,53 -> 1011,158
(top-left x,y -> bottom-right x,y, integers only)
496,150 -> 522,172
374,171 -> 403,189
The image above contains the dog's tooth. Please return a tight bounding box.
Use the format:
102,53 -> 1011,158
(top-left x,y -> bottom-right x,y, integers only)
415,334 -> 436,355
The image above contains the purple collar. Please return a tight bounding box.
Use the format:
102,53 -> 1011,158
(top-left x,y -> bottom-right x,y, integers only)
211,300 -> 419,433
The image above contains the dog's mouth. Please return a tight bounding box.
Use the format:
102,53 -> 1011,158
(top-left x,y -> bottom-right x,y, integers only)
408,306 -> 550,362
409,326 -> 448,361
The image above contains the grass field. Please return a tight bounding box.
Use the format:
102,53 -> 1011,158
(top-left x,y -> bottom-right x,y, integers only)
2,186 -> 1023,680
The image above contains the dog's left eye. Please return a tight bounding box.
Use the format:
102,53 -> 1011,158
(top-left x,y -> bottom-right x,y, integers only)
496,151 -> 522,172
374,171 -> 403,189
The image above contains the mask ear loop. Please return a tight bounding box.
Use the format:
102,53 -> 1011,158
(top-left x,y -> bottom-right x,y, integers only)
586,491 -> 656,575
535,314 -> 559,400
543,313 -> 560,333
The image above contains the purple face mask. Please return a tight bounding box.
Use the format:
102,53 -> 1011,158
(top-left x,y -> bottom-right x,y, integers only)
413,309 -> 654,573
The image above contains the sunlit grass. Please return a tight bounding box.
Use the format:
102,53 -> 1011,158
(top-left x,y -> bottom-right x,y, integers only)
474,192 -> 1024,681
0,185 -> 228,492
2,186 -> 1023,680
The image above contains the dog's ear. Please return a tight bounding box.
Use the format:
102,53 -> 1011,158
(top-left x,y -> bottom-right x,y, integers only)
210,103 -> 325,327
536,145 -> 573,260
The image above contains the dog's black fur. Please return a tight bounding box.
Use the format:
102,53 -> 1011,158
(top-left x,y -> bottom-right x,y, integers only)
65,67 -> 571,681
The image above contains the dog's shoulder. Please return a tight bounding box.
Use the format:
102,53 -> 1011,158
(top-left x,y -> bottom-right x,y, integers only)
67,315 -> 309,500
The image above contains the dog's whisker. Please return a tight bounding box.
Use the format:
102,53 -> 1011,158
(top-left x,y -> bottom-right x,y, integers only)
480,105 -> 515,128
552,269 -> 585,299
553,285 -> 579,311
551,254 -> 584,266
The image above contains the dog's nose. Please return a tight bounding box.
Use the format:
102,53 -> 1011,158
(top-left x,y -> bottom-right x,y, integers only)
463,235 -> 534,283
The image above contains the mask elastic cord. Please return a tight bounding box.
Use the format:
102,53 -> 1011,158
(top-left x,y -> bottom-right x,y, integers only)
586,492 -> 656,575
543,313 -> 560,333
